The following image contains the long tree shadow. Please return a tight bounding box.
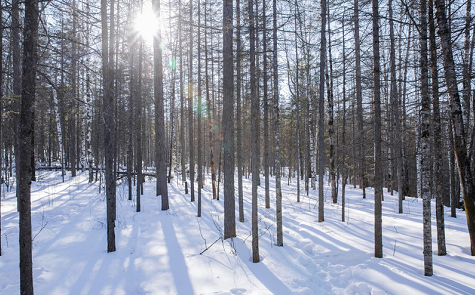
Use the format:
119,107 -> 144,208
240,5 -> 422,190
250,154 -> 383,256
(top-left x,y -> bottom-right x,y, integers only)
161,218 -> 195,295
233,239 -> 292,295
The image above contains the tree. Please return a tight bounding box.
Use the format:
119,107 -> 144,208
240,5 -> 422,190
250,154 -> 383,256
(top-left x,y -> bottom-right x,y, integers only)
223,0 -> 236,240
249,0 -> 259,262
188,0 -> 195,203
197,0 -> 203,217
434,0 -> 475,256
420,0 -> 433,275
372,0 -> 383,259
318,0 -> 326,222
429,0 -> 446,256
154,0 -> 169,210
19,0 -> 40,293
354,0 -> 365,199
101,0 -> 116,253
236,0 -> 244,221
274,0 -> 283,247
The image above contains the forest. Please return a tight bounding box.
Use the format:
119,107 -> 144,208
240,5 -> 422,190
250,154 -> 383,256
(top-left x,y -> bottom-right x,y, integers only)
0,0 -> 474,294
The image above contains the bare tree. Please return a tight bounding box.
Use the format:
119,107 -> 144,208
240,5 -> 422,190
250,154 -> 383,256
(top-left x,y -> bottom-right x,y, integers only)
372,0 -> 383,259
154,0 -> 169,210
318,0 -> 326,222
420,0 -> 433,275
223,0 -> 236,240
273,0 -> 283,247
101,0 -> 116,253
19,0 -> 40,292
249,0 -> 259,262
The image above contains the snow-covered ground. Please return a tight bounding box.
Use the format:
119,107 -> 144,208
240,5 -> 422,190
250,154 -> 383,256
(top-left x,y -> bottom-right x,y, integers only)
0,170 -> 474,295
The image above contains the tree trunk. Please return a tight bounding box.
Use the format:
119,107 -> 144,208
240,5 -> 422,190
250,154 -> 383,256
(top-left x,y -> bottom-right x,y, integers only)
372,0 -> 383,259
197,0 -> 202,217
19,0 -> 39,293
354,0 -> 366,198
13,0 -> 21,212
318,0 -> 326,222
273,0 -> 283,246
263,0 -> 270,209
236,0 -> 244,221
223,0 -> 236,240
429,0 -> 446,256
101,0 -> 116,253
420,0 -> 433,275
153,0 -> 168,210
179,0 -> 187,193
188,0 -> 195,202
434,0 -> 475,256
249,0 -> 259,262
326,7 -> 336,204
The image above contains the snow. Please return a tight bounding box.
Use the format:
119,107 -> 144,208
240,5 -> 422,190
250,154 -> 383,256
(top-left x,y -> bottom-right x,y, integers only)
1,170 -> 474,295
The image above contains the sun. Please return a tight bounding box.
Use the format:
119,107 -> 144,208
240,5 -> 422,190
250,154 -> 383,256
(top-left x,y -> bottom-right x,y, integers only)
134,2 -> 160,44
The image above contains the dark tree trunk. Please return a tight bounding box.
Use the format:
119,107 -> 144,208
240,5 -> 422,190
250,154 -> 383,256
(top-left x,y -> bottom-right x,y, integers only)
101,0 -> 116,253
223,0 -> 236,240
19,0 -> 39,293
249,0 -> 259,262
153,0 -> 169,210
354,0 -> 366,198
236,0 -> 243,221
318,0 -> 326,222
273,0 -> 283,246
429,0 -> 446,256
188,0 -> 195,203
372,0 -> 383,259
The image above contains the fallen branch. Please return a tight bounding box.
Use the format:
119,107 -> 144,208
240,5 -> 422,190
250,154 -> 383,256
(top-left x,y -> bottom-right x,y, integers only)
200,237 -> 223,255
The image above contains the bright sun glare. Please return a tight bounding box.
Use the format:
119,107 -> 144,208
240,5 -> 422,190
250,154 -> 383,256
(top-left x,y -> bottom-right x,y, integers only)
134,3 -> 160,44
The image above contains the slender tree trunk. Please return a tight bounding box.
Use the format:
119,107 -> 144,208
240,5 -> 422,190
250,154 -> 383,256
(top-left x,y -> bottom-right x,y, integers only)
389,0 -> 403,214
429,0 -> 446,256
420,0 -> 433,275
13,0 -> 21,211
70,0 -> 77,178
318,0 -> 326,222
294,1 -> 300,203
85,3 -> 94,183
101,0 -> 116,253
326,7 -> 336,204
372,0 -> 383,259
223,0 -> 236,240
341,12 -> 347,222
197,0 -> 202,217
354,0 -> 365,198
204,3 -> 216,200
236,0 -> 244,220
249,0 -> 259,262
273,0 -> 283,246
136,3 -> 144,212
434,0 -> 475,256
154,0 -> 169,210
189,0 -> 195,202
19,0 -> 39,293
263,0 -> 270,209
179,0 -> 187,193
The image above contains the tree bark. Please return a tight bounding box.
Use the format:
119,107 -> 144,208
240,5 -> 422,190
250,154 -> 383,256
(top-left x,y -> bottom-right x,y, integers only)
101,0 -> 116,253
19,0 -> 39,293
153,0 -> 169,210
236,0 -> 244,221
223,0 -> 236,240
420,0 -> 433,275
249,0 -> 259,262
429,0 -> 446,256
354,0 -> 366,199
372,0 -> 383,259
188,0 -> 195,202
273,0 -> 283,246
318,0 -> 326,222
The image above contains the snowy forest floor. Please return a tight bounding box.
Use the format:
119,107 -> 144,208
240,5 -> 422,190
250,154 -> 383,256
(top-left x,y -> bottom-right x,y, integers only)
0,170 -> 474,295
